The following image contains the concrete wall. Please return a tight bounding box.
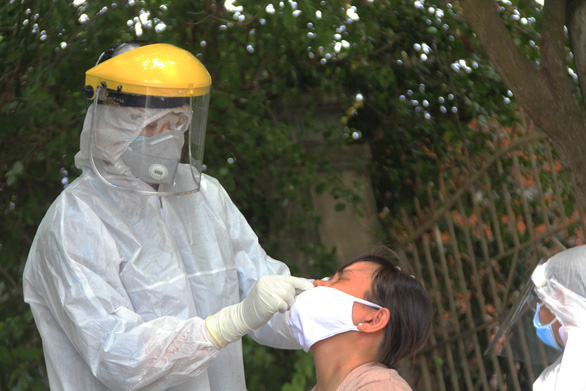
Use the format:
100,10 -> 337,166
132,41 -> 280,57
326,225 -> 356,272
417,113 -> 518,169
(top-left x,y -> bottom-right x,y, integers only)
308,143 -> 383,263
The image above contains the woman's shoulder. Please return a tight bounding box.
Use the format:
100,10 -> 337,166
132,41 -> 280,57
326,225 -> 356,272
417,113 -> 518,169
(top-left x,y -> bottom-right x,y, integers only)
339,362 -> 413,391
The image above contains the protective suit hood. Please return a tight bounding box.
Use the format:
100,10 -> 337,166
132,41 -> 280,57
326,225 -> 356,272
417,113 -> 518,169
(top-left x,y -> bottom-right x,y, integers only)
74,102 -> 193,192
533,245 -> 586,326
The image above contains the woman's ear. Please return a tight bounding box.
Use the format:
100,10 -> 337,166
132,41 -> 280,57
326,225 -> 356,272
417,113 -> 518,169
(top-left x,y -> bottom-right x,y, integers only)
357,308 -> 390,333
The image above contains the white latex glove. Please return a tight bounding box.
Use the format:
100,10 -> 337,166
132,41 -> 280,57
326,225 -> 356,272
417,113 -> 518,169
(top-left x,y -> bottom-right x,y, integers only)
205,275 -> 313,348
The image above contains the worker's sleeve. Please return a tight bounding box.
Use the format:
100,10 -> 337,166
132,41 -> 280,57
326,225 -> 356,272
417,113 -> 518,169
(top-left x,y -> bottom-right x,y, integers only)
26,195 -> 220,391
216,184 -> 303,349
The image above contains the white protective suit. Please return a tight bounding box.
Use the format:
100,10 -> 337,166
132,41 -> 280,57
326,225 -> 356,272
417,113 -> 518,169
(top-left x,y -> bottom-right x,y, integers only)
532,245 -> 586,390
23,102 -> 302,391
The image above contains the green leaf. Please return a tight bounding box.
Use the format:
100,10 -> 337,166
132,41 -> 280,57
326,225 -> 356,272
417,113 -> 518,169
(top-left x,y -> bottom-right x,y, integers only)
5,161 -> 24,186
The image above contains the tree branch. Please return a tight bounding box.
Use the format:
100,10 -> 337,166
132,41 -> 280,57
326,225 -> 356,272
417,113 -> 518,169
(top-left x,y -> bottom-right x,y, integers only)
458,0 -> 544,115
459,0 -> 586,209
540,0 -> 570,88
565,0 -> 586,107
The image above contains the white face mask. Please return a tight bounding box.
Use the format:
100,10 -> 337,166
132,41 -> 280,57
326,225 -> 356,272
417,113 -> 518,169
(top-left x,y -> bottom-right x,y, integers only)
288,286 -> 382,352
122,129 -> 185,184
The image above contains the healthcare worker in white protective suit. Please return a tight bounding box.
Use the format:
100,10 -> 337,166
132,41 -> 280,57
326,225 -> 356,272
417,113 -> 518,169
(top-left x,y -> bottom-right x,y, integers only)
489,245 -> 586,390
22,42 -> 313,391
530,245 -> 586,390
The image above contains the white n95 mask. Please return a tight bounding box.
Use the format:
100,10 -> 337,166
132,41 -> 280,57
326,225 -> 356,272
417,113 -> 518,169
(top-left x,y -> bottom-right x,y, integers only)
288,286 -> 382,352
122,129 -> 185,185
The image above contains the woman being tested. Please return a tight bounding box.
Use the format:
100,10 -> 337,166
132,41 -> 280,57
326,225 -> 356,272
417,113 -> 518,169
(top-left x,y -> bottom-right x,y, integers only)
288,248 -> 433,390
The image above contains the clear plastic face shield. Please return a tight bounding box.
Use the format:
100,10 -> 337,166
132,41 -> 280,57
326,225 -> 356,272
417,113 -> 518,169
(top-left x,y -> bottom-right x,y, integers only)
485,257 -> 562,363
87,86 -> 209,196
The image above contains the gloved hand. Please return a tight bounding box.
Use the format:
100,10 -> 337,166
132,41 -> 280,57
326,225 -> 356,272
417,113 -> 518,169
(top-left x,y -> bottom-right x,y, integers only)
204,275 -> 313,348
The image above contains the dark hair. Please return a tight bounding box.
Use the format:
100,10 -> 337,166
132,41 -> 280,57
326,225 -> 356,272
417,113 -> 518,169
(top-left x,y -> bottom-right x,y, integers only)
339,247 -> 432,368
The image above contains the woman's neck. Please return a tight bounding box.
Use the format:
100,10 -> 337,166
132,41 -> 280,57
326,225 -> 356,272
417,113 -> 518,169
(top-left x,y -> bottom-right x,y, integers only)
312,336 -> 373,391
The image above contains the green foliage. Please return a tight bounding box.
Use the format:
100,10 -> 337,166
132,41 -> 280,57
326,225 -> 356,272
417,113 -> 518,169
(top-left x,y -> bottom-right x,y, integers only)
281,350 -> 316,391
341,1 -> 521,217
242,336 -> 316,391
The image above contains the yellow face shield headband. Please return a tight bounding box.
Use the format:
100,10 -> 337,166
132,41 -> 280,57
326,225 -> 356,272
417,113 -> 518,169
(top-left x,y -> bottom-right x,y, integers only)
84,43 -> 211,100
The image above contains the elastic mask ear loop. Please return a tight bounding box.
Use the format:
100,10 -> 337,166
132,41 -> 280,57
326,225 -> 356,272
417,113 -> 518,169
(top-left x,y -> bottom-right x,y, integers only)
353,295 -> 383,329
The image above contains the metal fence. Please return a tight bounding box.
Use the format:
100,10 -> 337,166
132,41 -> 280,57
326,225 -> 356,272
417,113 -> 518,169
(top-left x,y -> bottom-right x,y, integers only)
393,118 -> 586,390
